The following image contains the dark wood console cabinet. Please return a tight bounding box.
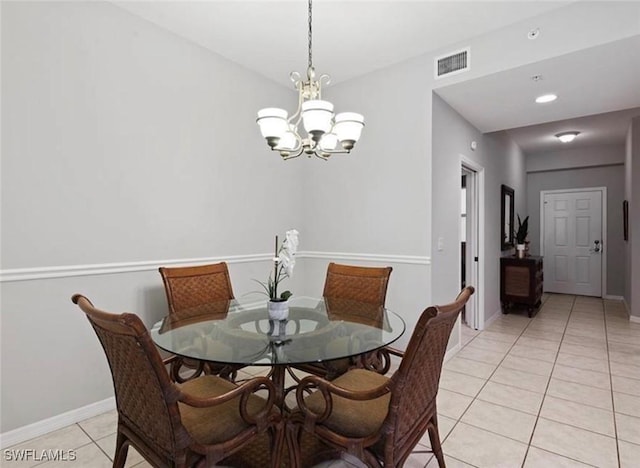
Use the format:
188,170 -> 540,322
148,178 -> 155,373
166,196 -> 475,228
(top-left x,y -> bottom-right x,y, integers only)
500,256 -> 543,317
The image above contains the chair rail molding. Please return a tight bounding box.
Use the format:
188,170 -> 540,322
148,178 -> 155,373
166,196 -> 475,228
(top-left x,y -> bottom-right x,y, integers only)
0,251 -> 431,282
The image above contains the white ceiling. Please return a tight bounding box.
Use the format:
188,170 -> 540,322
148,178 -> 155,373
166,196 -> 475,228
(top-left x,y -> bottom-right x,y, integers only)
114,0 -> 640,154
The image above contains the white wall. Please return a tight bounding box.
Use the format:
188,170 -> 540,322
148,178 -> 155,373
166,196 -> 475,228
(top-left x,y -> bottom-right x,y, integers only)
0,1 -> 299,434
433,95 -> 526,328
526,145 -> 625,173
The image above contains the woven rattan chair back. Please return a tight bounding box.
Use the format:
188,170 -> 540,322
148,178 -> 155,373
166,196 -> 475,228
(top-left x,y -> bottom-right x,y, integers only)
159,262 -> 234,318
323,263 -> 392,306
72,294 -> 189,460
384,286 -> 474,463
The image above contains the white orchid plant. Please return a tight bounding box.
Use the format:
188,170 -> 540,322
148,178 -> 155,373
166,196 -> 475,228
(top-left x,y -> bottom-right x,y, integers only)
256,229 -> 299,302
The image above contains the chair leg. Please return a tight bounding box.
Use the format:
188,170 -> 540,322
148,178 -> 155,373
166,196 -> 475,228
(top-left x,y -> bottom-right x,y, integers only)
113,431 -> 129,468
427,417 -> 446,468
286,422 -> 303,468
270,421 -> 286,468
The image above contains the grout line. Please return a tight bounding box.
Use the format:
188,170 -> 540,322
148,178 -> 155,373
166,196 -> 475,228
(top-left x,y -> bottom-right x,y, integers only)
605,302 -> 623,468
520,294 -> 576,468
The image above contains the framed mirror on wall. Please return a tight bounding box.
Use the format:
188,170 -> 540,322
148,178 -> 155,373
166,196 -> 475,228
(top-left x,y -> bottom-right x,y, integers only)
501,184 -> 515,250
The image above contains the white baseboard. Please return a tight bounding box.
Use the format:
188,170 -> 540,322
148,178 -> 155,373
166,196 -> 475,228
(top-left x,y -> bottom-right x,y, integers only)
443,342 -> 462,363
481,308 -> 503,330
603,295 -> 624,301
630,315 -> 640,324
0,397 -> 115,449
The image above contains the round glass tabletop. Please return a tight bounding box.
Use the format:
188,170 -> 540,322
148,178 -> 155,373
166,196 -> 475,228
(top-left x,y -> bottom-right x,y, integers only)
151,296 -> 405,366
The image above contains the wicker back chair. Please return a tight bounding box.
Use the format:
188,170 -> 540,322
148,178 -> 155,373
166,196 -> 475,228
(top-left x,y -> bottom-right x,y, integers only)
295,263 -> 393,380
159,262 -> 237,381
72,294 -> 282,468
288,286 -> 475,468
159,262 -> 234,317
323,263 -> 392,306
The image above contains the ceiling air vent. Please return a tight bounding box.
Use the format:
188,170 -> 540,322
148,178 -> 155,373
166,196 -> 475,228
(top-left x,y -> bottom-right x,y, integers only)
435,47 -> 470,79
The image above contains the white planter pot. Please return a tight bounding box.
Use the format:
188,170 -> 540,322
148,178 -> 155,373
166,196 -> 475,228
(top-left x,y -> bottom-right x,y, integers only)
516,244 -> 526,258
267,300 -> 289,321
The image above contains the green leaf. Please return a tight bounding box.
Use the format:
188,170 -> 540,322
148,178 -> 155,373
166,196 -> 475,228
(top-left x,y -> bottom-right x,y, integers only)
280,290 -> 292,301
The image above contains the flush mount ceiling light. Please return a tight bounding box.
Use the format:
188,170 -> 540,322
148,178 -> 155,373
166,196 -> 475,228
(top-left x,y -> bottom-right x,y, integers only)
535,94 -> 557,104
256,0 -> 364,160
556,131 -> 580,143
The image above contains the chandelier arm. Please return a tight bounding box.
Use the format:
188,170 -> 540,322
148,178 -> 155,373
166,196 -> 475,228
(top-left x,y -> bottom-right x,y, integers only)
280,147 -> 304,160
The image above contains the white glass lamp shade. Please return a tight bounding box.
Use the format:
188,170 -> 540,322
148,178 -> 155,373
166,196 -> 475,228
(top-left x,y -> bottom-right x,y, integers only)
302,100 -> 334,138
278,128 -> 298,151
319,133 -> 338,151
256,108 -> 288,139
334,112 -> 364,147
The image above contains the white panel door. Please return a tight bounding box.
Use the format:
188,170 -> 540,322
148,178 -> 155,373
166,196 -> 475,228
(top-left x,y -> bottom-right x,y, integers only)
543,190 -> 602,296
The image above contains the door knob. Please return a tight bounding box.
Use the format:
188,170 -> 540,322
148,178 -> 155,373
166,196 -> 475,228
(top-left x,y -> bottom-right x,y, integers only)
592,240 -> 601,253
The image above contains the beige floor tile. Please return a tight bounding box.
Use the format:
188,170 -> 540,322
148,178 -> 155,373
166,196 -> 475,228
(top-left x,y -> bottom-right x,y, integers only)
444,357 -> 497,379
476,381 -> 544,415
95,433 -> 145,467
442,422 -> 528,468
461,399 -> 536,443
524,446 -> 594,468
36,443 -> 112,468
521,328 -> 564,342
507,344 -> 558,364
490,367 -> 549,394
609,350 -> 640,367
609,361 -> 640,380
559,343 -> 608,361
616,412 -> 640,445
500,354 -> 554,377
4,425 -> 93,468
439,370 -> 486,397
607,332 -> 640,345
78,410 -> 118,441
516,336 -> 560,351
425,454 -> 476,467
436,389 -> 474,420
609,341 -> 640,356
457,345 -> 506,365
546,379 -> 613,411
561,334 -> 606,349
614,392 -> 640,418
526,322 -> 566,334
477,331 -> 519,344
564,327 -> 606,340
417,415 -> 457,449
619,440 -> 640,468
539,396 -> 615,437
555,352 -> 609,373
531,418 -> 617,468
613,374 -> 640,397
401,450 -> 432,468
465,338 -> 513,354
551,364 -> 611,390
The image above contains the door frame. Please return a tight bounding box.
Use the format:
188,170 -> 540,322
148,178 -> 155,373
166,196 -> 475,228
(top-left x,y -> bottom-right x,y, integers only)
540,187 -> 607,297
460,155 -> 485,329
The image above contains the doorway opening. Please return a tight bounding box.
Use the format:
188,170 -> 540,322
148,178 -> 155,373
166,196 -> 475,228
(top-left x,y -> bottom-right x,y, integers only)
460,157 -> 484,332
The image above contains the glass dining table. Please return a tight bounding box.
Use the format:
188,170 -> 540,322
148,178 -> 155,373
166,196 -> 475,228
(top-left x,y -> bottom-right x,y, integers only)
151,296 -> 405,409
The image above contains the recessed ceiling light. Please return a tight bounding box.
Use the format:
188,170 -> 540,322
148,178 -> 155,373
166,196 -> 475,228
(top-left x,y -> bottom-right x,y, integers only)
556,131 -> 580,143
536,94 -> 557,104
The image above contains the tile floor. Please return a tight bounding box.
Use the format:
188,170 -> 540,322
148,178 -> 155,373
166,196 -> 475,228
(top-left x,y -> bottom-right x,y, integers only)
3,294 -> 639,467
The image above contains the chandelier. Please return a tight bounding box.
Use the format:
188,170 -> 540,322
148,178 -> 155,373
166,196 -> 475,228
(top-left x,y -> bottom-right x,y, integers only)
256,0 -> 364,160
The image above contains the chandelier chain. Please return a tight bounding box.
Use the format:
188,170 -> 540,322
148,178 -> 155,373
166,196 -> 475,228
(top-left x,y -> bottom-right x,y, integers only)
308,0 -> 313,70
